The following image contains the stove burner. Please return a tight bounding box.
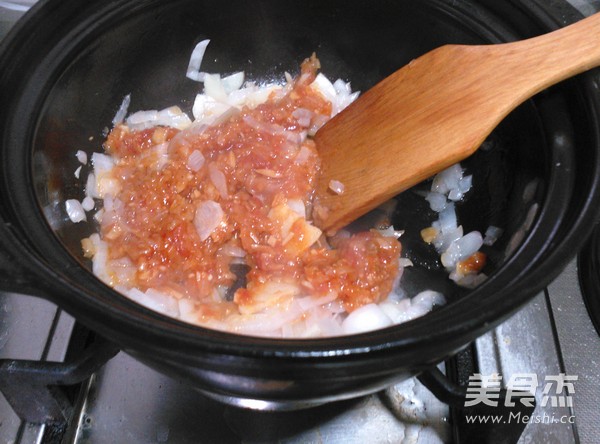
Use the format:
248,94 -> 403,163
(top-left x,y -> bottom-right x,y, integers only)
577,223 -> 600,337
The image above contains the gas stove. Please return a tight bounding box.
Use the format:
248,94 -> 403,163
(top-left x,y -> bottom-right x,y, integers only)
1,1 -> 600,443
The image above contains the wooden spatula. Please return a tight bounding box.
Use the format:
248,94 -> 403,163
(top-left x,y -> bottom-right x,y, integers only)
314,12 -> 600,232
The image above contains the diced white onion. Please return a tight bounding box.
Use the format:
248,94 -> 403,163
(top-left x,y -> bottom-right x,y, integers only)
204,73 -> 229,103
91,152 -> 114,174
126,106 -> 192,131
192,94 -> 232,123
187,150 -> 205,172
378,226 -> 404,239
218,243 -> 247,258
85,173 -> 97,199
112,94 -> 131,126
431,164 -> 463,194
65,199 -> 86,223
342,303 -> 393,334
124,287 -> 180,318
221,71 -> 245,94
243,115 -> 286,136
412,290 -> 446,308
81,196 -> 95,212
286,199 -> 306,218
448,188 -> 463,202
328,179 -> 345,195
441,231 -> 483,269
208,164 -> 228,198
76,150 -> 88,164
186,39 -> 210,82
425,192 -> 447,212
458,175 -> 473,193
292,108 -> 313,127
433,225 -> 463,253
483,225 -> 504,246
127,109 -> 158,125
194,200 -> 224,241
310,73 -> 337,105
438,203 -> 457,233
398,257 -> 414,267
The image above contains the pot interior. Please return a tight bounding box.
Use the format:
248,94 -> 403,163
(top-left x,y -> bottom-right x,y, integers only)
19,0 -> 584,332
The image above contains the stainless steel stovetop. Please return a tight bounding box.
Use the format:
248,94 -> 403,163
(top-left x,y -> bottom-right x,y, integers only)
1,1 -> 599,443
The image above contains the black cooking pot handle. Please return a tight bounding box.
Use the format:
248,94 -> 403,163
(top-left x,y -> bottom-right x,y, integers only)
418,368 -> 536,444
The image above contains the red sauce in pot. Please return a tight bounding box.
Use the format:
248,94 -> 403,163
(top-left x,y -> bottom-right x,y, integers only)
97,56 -> 401,319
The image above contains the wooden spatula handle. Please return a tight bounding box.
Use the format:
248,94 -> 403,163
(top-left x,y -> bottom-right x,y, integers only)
314,12 -> 600,232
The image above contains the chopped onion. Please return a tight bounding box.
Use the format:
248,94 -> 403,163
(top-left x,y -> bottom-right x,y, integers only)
187,150 -> 205,172
331,79 -> 360,115
192,94 -> 232,123
218,243 -> 247,258
438,203 -> 458,233
425,191 -> 447,212
433,225 -> 463,252
243,115 -> 286,136
328,179 -> 345,195
286,199 -> 306,218
74,165 -> 82,179
431,164 -> 463,194
112,94 -> 131,126
297,293 -> 338,311
66,199 -> 86,223
186,39 -> 210,82
156,106 -> 192,129
90,153 -> 116,198
342,303 -> 393,334
398,257 -> 414,267
458,175 -> 473,193
124,287 -> 180,318
292,108 -> 313,127
76,150 -> 88,165
227,84 -> 282,109
308,114 -> 329,136
412,290 -> 445,308
221,71 -> 245,94
126,106 -> 192,131
441,231 -> 483,269
448,188 -> 463,202
208,163 -> 228,198
194,200 -> 224,241
204,73 -> 228,103
310,73 -> 337,105
127,109 -> 158,126
91,152 -> 114,173
81,196 -> 95,212
483,225 -> 504,246
85,173 -> 97,199
378,226 -> 404,239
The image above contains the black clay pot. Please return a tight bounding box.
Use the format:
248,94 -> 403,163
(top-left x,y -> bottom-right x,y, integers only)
1,0 -> 600,409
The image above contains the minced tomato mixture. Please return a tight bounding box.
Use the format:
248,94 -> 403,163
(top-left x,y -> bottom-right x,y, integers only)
95,56 -> 401,319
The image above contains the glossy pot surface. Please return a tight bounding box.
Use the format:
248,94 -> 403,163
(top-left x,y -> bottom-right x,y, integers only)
1,0 -> 600,407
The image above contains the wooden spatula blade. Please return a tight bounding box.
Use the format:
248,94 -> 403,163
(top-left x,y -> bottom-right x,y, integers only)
313,12 -> 600,232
